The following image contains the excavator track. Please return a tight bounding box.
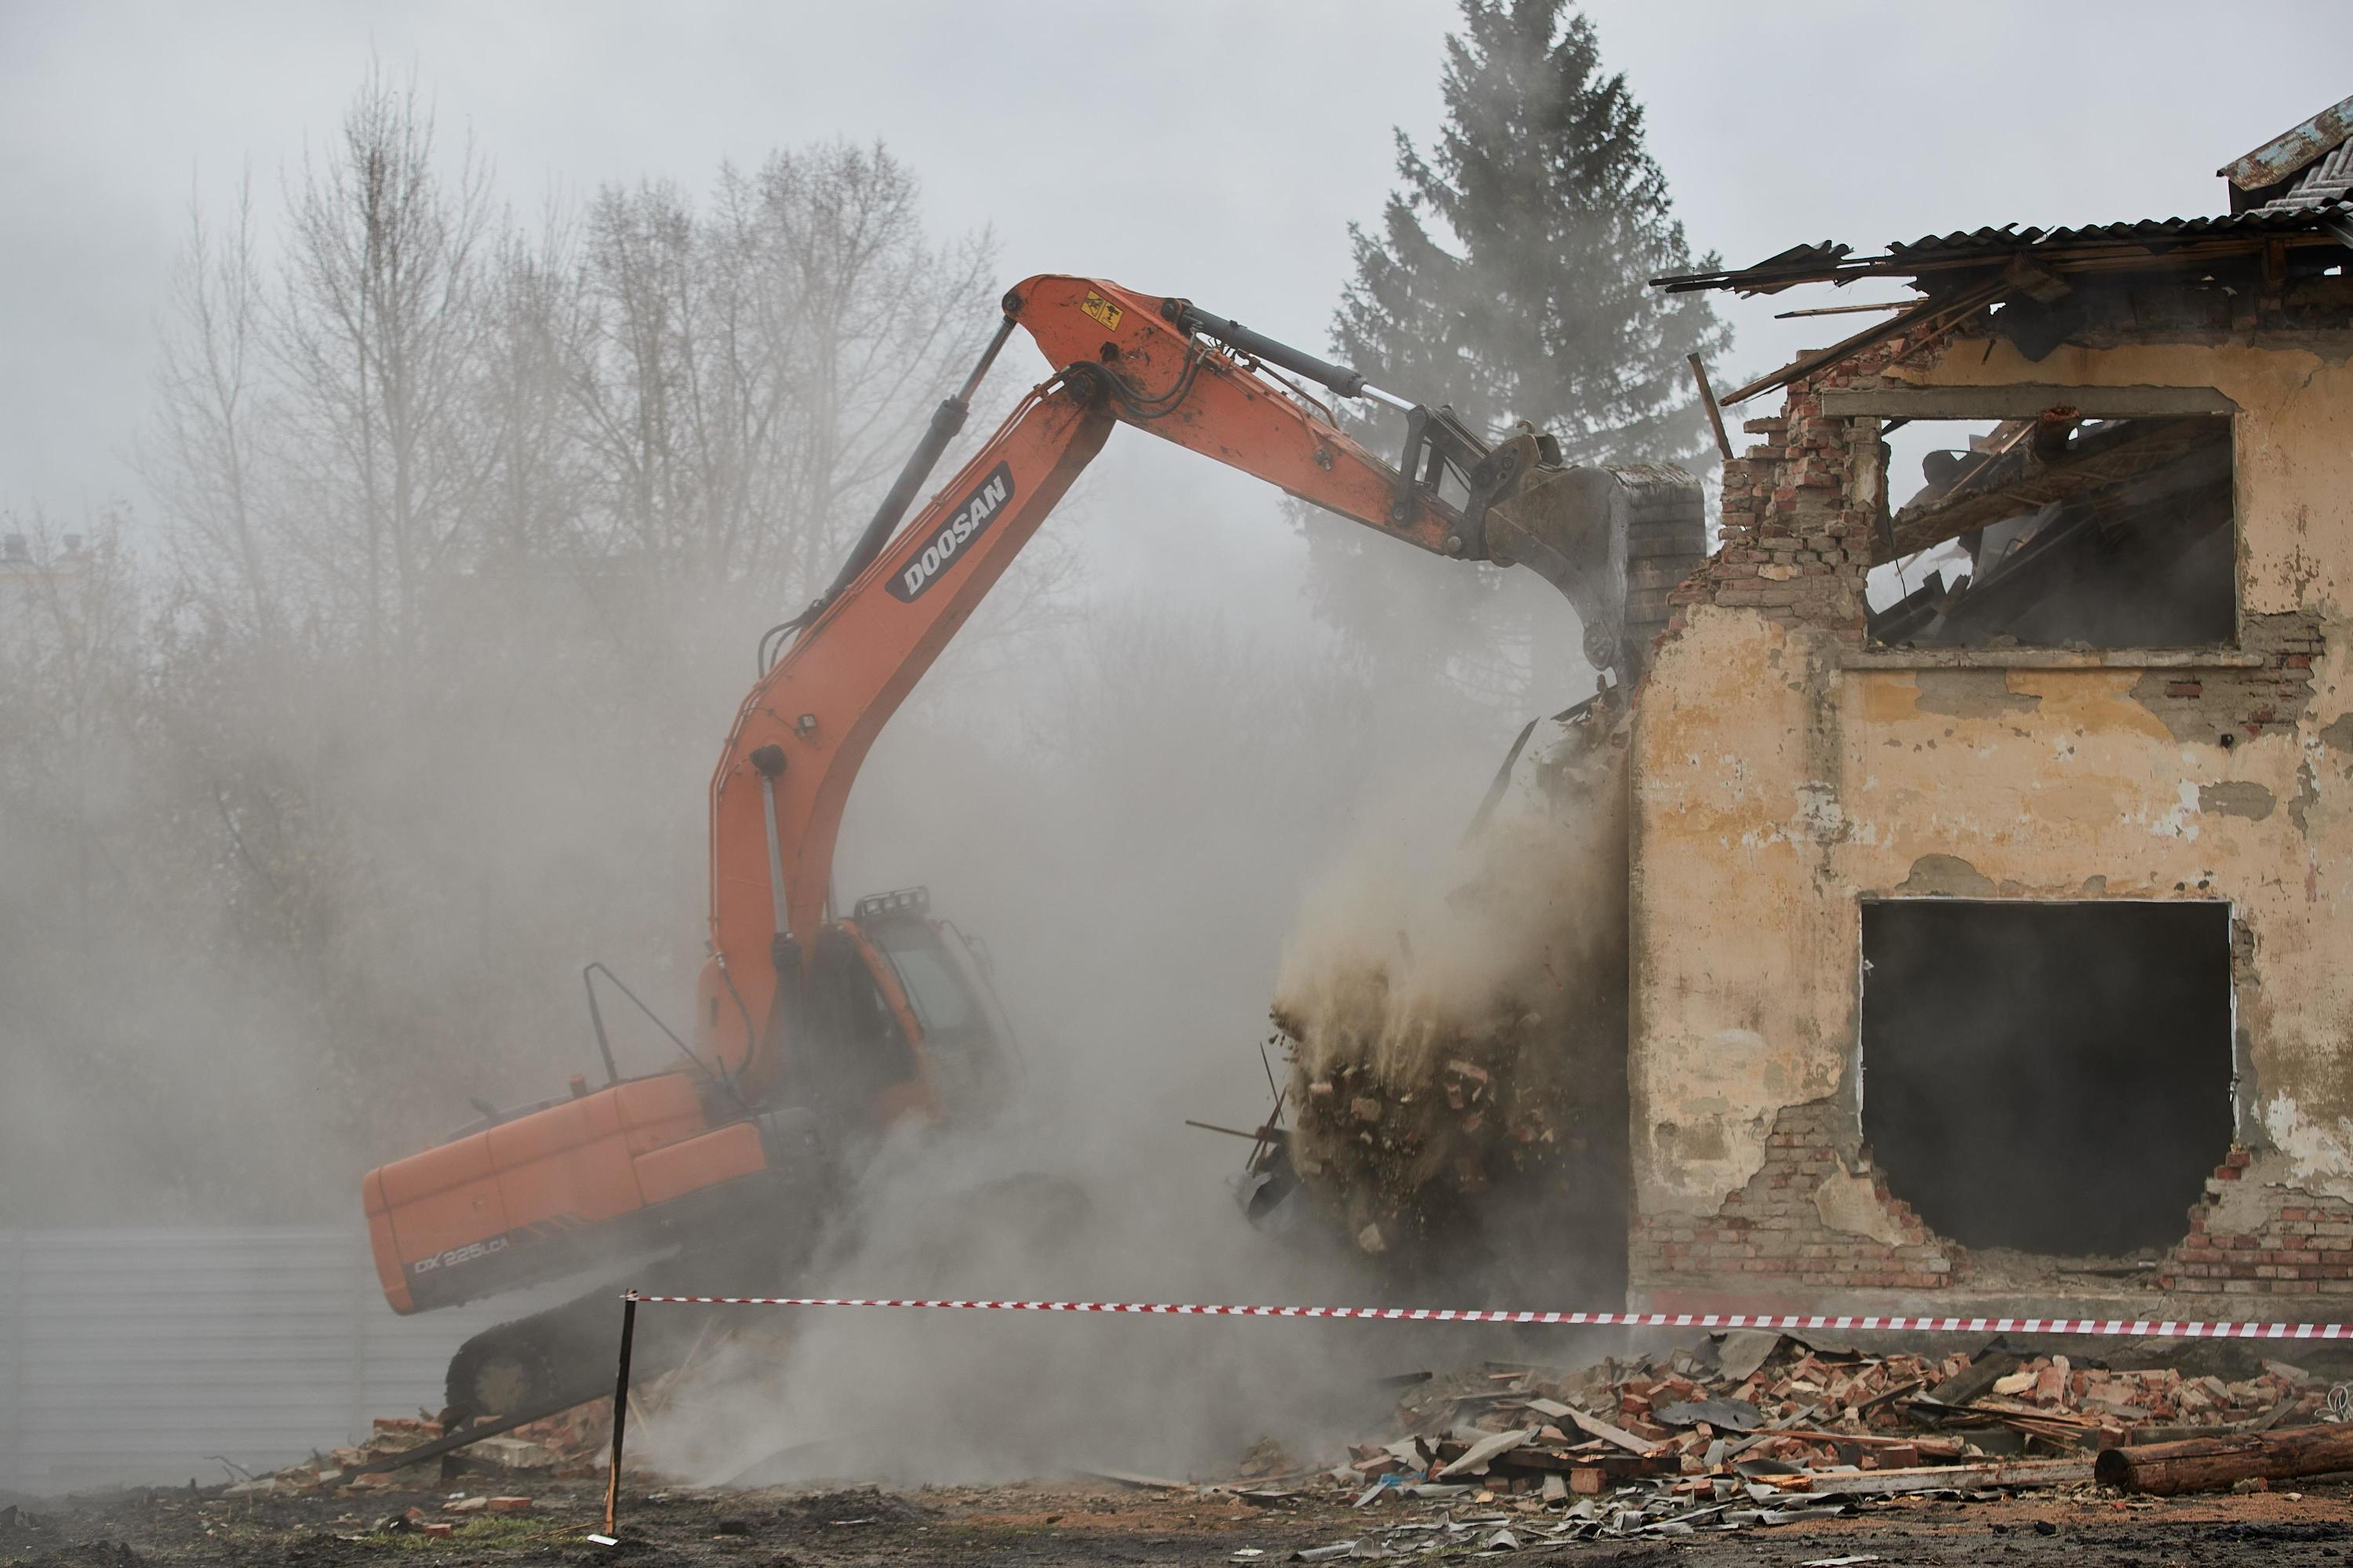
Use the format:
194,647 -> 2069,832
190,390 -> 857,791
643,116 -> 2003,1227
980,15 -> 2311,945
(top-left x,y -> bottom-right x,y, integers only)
443,1283 -> 638,1429
440,1205 -> 818,1429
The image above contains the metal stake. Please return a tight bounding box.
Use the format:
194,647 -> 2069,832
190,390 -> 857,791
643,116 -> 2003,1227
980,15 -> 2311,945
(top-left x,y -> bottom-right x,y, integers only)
598,1292 -> 639,1541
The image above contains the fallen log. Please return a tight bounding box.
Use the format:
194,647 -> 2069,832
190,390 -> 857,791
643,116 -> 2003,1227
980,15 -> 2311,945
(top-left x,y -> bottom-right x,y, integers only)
2095,1423 -> 2353,1497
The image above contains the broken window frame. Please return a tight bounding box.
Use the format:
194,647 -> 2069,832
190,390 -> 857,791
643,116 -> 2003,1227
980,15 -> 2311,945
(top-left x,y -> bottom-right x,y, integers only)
1827,385 -> 2245,663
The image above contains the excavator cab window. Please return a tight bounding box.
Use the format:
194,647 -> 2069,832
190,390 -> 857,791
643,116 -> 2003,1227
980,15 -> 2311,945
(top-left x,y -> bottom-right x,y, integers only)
800,926 -> 917,1113
872,928 -> 976,1035
863,915 -> 1008,1118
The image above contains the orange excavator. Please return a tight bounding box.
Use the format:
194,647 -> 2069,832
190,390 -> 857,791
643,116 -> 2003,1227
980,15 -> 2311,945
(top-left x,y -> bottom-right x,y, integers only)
360,275 -> 1700,1428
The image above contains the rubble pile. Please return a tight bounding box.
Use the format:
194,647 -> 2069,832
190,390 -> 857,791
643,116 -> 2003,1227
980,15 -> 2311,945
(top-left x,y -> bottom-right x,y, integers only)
223,1395 -> 635,1498
1264,1330 -> 2348,1544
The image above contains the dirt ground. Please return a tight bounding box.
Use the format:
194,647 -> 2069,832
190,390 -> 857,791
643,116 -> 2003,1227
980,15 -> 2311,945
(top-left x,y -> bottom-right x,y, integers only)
9,1471 -> 2353,1568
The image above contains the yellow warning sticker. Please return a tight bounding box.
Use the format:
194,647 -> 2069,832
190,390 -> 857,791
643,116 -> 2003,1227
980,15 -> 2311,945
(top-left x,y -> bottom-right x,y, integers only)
1080,290 -> 1123,331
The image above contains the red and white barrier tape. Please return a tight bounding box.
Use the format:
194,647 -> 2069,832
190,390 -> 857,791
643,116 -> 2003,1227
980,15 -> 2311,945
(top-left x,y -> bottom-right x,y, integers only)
623,1293 -> 2353,1341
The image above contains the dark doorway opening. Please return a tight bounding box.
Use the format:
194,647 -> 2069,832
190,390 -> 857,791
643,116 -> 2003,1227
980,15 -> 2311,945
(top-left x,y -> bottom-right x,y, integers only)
1860,899 -> 2232,1256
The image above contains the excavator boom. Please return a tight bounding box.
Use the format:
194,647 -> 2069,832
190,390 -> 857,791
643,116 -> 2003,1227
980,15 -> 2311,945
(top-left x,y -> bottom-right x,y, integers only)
698,275 -> 1591,1096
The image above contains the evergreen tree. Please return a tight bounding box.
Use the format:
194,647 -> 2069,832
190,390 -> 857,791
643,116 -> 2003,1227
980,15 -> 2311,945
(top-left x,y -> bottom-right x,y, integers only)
1340,0 -> 1726,461
1307,0 -> 1727,713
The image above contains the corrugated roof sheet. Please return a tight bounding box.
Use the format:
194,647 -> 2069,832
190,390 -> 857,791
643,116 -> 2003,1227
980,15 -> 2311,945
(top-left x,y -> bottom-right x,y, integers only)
1889,202 -> 2353,258
1655,199 -> 2353,295
2258,139 -> 2353,214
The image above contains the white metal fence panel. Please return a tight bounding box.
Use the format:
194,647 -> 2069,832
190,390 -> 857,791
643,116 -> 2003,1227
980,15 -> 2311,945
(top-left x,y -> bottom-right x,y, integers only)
0,1227 -> 528,1495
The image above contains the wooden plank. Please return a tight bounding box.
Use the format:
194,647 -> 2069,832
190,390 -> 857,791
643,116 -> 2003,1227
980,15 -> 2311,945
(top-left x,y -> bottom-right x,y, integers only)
1687,353 -> 1733,462
1842,648 -> 2267,671
1803,1457 -> 2095,1497
1716,279 -> 2004,406
1819,385 -> 2237,420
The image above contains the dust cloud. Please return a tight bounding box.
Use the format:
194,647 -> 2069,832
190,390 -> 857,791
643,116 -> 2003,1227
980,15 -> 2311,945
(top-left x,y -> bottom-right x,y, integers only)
630,582 -> 1587,1483
0,63 -> 1621,1489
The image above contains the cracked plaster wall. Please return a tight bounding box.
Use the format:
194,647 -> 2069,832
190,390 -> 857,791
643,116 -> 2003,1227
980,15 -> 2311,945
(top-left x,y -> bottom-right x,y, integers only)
1631,334 -> 2353,1247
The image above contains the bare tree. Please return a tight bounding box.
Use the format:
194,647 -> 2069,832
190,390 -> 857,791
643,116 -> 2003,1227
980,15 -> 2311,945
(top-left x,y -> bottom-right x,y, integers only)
275,60 -> 499,660
567,142 -> 1002,609
477,207 -> 591,569
748,141 -> 998,598
144,176 -> 282,644
571,175 -> 748,582
0,512 -> 146,960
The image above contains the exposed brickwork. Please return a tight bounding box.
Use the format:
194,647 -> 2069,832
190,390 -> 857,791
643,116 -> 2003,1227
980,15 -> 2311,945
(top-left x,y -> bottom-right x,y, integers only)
1632,1099 -> 1955,1293
2129,610 -> 2327,743
1663,332 -> 1961,643
2157,1150 -> 2353,1297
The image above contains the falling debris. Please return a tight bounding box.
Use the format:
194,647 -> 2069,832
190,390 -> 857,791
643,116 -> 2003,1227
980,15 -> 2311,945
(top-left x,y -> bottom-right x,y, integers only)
1273,717 -> 1629,1286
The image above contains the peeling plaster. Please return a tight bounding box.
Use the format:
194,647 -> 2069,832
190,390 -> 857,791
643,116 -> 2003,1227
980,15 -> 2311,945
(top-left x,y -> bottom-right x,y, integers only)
1893,854 -> 1996,897
1794,780 -> 1849,844
2150,780 -> 2205,840
1913,670 -> 2042,719
2260,1093 -> 2353,1205
2199,780 -> 2278,820
2289,758 -> 2321,835
2199,1160 -> 2286,1233
1641,1024 -> 1794,1214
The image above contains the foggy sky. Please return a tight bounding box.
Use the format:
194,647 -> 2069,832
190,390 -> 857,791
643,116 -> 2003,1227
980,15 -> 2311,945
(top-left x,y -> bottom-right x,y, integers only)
7,0 -> 2351,555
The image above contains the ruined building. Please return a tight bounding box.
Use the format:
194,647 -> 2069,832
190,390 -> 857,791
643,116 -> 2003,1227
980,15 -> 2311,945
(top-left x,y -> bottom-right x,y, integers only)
1624,97 -> 2353,1314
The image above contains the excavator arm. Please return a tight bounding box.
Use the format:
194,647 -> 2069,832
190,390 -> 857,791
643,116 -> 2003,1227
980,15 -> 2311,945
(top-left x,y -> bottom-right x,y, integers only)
698,274 -> 1686,1097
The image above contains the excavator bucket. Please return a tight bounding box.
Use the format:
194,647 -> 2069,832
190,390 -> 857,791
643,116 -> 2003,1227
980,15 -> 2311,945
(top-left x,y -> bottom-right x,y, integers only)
1481,456 -> 1707,680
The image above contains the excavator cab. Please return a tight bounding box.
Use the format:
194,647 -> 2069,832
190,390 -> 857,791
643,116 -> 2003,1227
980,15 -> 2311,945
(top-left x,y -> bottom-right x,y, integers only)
831,886 -> 1016,1133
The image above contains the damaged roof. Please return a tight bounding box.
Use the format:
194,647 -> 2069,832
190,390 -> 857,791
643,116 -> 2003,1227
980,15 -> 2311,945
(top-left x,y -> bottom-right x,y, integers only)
1654,200 -> 2353,300
2221,90 -> 2353,209
1654,94 -> 2353,405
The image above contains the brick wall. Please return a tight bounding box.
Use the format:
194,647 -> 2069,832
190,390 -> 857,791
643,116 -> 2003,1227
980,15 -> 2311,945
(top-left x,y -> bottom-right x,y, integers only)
1663,335 -> 1937,642
1635,1118 -> 2353,1304
1631,1099 -> 1955,1296
2156,1150 -> 2353,1297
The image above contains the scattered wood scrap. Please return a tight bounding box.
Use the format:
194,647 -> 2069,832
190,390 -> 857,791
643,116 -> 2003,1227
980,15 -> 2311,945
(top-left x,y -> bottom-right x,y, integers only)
1307,1328 -> 2348,1543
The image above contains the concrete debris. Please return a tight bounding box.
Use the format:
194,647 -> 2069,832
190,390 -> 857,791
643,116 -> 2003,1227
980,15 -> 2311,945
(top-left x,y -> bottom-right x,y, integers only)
467,1435 -> 558,1469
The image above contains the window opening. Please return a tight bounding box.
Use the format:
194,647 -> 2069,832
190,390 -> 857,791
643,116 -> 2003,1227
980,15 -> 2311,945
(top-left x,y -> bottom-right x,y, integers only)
1860,899 -> 2232,1257
1864,413 -> 2234,649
